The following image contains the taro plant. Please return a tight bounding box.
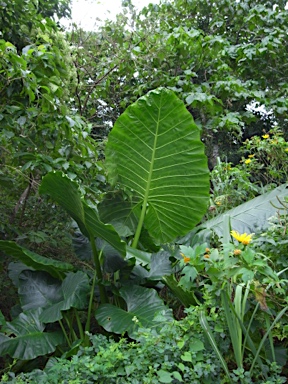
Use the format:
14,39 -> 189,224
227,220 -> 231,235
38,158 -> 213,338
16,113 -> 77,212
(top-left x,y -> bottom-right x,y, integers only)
0,88 -> 210,365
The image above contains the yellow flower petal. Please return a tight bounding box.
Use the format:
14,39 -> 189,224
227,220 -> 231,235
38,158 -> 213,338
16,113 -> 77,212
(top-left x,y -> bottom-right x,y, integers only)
231,230 -> 253,245
262,134 -> 269,139
244,159 -> 251,164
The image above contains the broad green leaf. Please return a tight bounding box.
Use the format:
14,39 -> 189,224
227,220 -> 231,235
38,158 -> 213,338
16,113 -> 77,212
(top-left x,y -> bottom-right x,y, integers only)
8,262 -> 34,288
157,370 -> 173,383
0,241 -> 73,280
146,251 -> 172,279
18,271 -> 62,312
39,172 -> 126,256
95,285 -> 173,336
198,184 -> 288,239
0,309 -> 63,360
98,193 -> 139,237
105,88 -> 209,244
126,246 -> 151,265
17,270 -> 90,323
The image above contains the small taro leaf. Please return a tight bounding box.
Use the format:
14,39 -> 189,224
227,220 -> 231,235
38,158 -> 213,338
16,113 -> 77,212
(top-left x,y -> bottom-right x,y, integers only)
40,172 -> 126,256
126,246 -> 151,265
131,264 -> 149,282
98,192 -> 139,237
72,231 -> 92,261
0,309 -> 63,360
138,226 -> 161,252
147,251 -> 172,280
105,87 -> 210,245
8,261 -> 34,288
0,241 -> 73,280
101,243 -> 128,273
157,370 -> 173,383
96,238 -> 128,273
40,271 -> 90,323
18,270 -> 62,312
95,285 -> 172,336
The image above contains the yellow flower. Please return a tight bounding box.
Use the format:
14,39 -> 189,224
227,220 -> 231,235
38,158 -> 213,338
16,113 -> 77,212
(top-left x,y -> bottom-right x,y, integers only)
262,134 -> 269,139
233,249 -> 242,256
205,248 -> 210,253
216,201 -> 221,206
244,159 -> 251,164
231,230 -> 253,245
180,253 -> 190,263
248,154 -> 255,158
203,254 -> 210,259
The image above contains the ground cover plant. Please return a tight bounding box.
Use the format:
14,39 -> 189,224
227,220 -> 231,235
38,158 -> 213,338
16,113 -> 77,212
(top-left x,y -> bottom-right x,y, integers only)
0,0 -> 288,382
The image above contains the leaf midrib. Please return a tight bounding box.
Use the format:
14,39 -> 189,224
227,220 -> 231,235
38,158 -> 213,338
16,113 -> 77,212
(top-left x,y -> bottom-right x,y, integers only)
131,95 -> 162,247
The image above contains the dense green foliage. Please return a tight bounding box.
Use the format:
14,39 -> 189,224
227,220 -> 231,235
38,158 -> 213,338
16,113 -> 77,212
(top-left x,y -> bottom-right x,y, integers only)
1,309 -> 287,384
0,0 -> 288,382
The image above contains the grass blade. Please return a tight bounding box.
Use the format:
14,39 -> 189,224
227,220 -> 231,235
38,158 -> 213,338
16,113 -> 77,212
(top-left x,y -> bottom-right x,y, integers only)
199,310 -> 232,382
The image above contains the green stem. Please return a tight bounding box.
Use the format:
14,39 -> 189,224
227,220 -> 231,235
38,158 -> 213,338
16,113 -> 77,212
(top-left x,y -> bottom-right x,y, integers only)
59,318 -> 71,347
74,309 -> 84,341
265,313 -> 276,363
85,266 -> 98,341
199,310 -> 232,382
132,201 -> 147,249
63,311 -> 78,341
221,290 -> 243,369
90,236 -> 108,304
249,306 -> 288,376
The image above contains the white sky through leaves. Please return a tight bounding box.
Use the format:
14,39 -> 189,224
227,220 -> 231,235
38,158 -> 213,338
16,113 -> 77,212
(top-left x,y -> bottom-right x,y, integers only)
65,0 -> 160,30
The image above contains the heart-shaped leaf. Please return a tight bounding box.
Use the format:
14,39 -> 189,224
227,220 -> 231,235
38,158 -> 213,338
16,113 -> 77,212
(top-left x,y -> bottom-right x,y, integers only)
95,285 -> 173,336
0,309 -> 63,360
17,270 -> 90,323
105,88 -> 210,245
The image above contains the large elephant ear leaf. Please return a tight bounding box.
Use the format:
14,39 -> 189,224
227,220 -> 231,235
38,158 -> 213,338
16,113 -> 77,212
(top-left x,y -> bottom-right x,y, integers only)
0,241 -> 73,280
105,87 -> 209,245
39,171 -> 126,256
95,286 -> 173,337
198,184 -> 288,239
0,309 -> 63,360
